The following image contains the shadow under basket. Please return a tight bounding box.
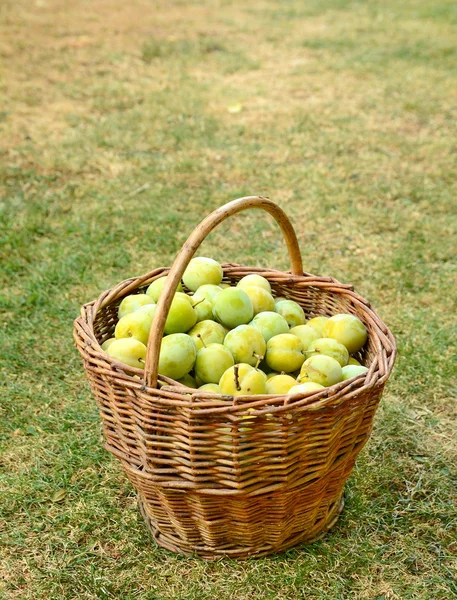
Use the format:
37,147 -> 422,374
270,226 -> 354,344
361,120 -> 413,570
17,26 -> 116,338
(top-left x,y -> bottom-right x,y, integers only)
73,196 -> 396,560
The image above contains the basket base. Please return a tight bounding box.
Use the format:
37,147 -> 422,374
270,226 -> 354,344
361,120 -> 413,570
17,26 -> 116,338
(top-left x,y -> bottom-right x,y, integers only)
138,492 -> 345,560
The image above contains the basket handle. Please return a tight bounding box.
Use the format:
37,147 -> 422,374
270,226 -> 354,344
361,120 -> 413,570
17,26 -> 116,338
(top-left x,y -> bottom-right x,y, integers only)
144,196 -> 304,387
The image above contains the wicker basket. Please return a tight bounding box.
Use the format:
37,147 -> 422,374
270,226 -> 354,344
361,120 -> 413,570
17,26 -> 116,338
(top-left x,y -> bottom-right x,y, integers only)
74,196 -> 396,559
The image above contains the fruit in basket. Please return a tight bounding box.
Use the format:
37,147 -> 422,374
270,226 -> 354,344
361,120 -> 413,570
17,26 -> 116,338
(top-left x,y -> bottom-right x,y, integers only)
177,373 -> 198,388
134,302 -> 158,320
188,320 -> 227,351
219,363 -> 267,396
265,374 -> 297,394
115,307 -> 157,345
174,292 -> 194,304
266,371 -> 280,379
250,311 -> 289,342
224,325 -> 266,367
212,287 -> 254,328
111,260 -> 368,394
288,381 -> 325,394
163,295 -> 198,334
107,338 -> 147,369
193,284 -> 223,303
275,299 -> 306,328
101,337 -> 116,351
307,316 -> 329,337
265,333 -> 306,373
118,294 -> 155,319
182,257 -> 223,292
199,383 -> 222,393
348,356 -> 362,366
146,276 -> 183,302
305,337 -> 349,367
237,274 -> 272,294
158,333 -> 197,380
299,355 -> 343,387
289,324 -> 320,350
322,313 -> 367,354
242,286 -> 275,315
341,364 -> 368,380
191,297 -> 213,322
194,343 -> 235,384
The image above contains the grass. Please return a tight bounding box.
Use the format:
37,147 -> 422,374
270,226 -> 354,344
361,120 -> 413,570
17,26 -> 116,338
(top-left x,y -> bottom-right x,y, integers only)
1,0 -> 456,597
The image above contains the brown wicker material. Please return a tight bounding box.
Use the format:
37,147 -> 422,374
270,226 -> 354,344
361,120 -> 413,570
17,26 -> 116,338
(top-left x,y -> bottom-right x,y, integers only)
74,196 -> 396,559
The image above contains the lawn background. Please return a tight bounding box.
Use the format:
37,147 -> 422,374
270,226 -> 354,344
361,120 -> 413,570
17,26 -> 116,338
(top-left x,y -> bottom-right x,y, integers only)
1,0 -> 456,598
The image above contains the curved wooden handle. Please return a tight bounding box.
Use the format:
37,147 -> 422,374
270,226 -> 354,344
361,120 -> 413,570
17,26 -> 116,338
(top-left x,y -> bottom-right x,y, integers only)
144,196 -> 304,387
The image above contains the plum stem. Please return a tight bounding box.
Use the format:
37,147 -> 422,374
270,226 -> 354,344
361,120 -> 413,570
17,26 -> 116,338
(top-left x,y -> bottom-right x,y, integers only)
253,353 -> 264,370
197,334 -> 207,348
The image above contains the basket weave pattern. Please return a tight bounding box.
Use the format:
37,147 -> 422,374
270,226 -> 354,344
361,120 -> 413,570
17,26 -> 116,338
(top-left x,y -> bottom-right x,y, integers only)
74,198 -> 396,559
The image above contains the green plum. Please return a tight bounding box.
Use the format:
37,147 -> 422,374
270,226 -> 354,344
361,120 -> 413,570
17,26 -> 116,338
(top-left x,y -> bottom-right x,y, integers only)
118,294 -> 155,319
135,303 -> 158,316
341,365 -> 368,381
193,284 -> 223,303
275,299 -> 306,328
265,333 -> 305,373
163,295 -> 198,334
306,316 -> 329,337
212,287 -> 254,329
250,311 -> 289,342
194,343 -> 234,384
224,325 -> 266,367
101,337 -> 116,352
288,382 -> 325,394
107,338 -> 147,369
237,274 -> 272,294
191,297 -> 213,322
266,371 -> 281,380
174,292 -> 194,304
348,356 -> 362,366
177,373 -> 198,388
289,325 -> 320,350
322,313 -> 368,354
182,257 -> 223,292
158,333 -> 197,380
146,276 -> 183,302
219,363 -> 267,396
242,286 -> 275,315
199,383 -> 222,393
265,374 -> 297,394
115,307 -> 156,345
306,337 -> 349,367
187,320 -> 227,351
299,355 -> 343,387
